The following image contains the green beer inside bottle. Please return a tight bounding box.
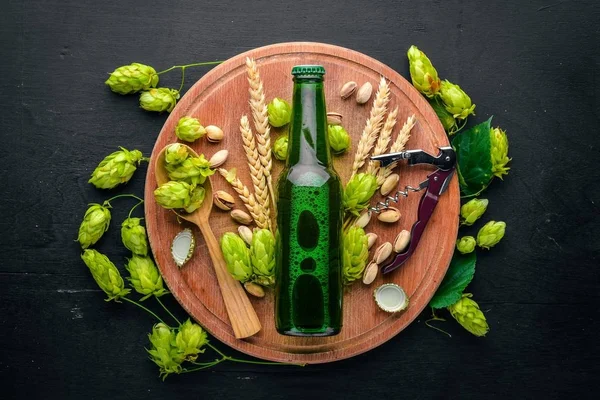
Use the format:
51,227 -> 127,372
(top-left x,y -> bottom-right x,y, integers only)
275,65 -> 343,336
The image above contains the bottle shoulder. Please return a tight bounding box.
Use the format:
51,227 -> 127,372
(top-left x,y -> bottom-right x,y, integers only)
279,164 -> 341,188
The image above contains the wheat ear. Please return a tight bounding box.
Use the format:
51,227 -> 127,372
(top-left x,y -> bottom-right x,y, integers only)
245,57 -> 276,211
366,106 -> 398,177
350,76 -> 390,177
240,115 -> 271,230
218,168 -> 269,230
377,114 -> 416,183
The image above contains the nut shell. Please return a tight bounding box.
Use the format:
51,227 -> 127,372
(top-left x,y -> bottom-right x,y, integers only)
366,232 -> 378,249
213,190 -> 235,211
205,125 -> 224,143
238,225 -> 253,246
373,242 -> 393,264
244,282 -> 265,298
327,112 -> 343,125
362,262 -> 379,285
377,207 -> 401,223
340,81 -> 358,99
393,230 -> 411,253
356,82 -> 373,104
208,149 -> 228,168
380,173 -> 400,196
230,209 -> 253,225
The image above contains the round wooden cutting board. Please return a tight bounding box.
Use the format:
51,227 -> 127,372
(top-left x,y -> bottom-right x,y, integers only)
144,42 -> 459,364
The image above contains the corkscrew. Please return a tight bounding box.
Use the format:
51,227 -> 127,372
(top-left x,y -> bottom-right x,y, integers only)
369,146 -> 456,274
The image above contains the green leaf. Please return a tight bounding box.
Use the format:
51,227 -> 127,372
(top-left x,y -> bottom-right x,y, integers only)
429,251 -> 476,309
451,117 -> 494,197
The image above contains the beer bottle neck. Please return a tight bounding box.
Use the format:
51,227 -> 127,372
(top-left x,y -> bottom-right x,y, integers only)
287,78 -> 331,167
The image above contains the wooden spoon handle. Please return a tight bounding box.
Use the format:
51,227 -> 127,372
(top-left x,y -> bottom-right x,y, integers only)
197,220 -> 262,339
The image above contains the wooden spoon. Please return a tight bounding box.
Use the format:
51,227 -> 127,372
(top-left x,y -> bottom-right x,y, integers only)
154,144 -> 261,339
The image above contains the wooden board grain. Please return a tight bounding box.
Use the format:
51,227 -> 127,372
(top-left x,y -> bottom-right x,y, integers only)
144,42 -> 459,364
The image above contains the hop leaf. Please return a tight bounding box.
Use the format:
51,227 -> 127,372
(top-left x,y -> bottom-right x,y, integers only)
88,147 -> 144,189
273,135 -> 288,161
166,155 -> 214,186
175,117 -> 206,143
490,127 -> 511,179
220,232 -> 252,282
407,45 -> 441,98
121,217 -> 149,256
139,88 -> 180,113
81,249 -> 131,301
125,255 -> 168,300
342,226 -> 369,284
439,80 -> 476,120
175,319 -> 208,361
460,198 -> 488,226
448,293 -> 489,337
456,236 -> 476,254
154,181 -> 193,209
165,143 -> 189,165
250,229 -> 275,287
328,125 -> 351,154
343,173 -> 378,216
147,323 -> 184,380
105,63 -> 159,95
267,98 -> 292,127
78,203 -> 111,249
476,221 -> 506,249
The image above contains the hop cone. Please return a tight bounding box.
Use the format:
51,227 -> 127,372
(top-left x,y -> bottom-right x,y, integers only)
490,127 -> 511,179
121,217 -> 149,256
439,80 -> 476,120
343,226 -> 369,284
456,236 -> 476,254
125,255 -> 168,300
448,293 -> 489,337
81,249 -> 130,301
343,173 -> 378,216
184,186 -> 206,213
105,63 -> 159,95
428,98 -> 458,135
175,117 -> 206,143
147,323 -> 184,380
476,220 -> 506,249
273,135 -> 288,161
89,147 -> 144,189
267,98 -> 292,127
407,45 -> 441,98
165,143 -> 189,165
78,203 -> 111,249
460,198 -> 488,226
166,155 -> 214,186
328,125 -> 351,154
175,319 -> 208,361
139,88 -> 180,113
220,232 -> 252,282
154,181 -> 193,209
250,229 -> 275,287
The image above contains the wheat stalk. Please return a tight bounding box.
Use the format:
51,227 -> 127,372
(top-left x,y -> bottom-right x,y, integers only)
218,168 -> 269,230
240,115 -> 271,230
245,57 -> 276,211
377,114 -> 416,184
350,76 -> 390,177
366,106 -> 398,177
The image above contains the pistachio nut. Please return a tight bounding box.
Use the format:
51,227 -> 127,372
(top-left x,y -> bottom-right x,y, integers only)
205,125 -> 224,143
366,232 -> 378,249
356,82 -> 373,104
393,230 -> 411,253
208,149 -> 228,168
354,211 -> 371,228
238,225 -> 253,246
327,112 -> 343,126
380,173 -> 400,196
231,209 -> 252,225
362,262 -> 379,285
377,207 -> 401,223
243,281 -> 265,298
340,81 -> 358,99
373,242 -> 393,264
213,190 -> 235,211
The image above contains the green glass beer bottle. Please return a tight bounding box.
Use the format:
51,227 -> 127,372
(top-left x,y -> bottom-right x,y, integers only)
275,65 -> 343,336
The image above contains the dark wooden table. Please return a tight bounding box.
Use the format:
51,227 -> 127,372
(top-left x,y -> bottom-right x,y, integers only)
2,0 -> 599,398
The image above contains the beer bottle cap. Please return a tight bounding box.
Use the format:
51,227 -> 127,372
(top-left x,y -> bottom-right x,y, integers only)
373,283 -> 409,313
291,65 -> 326,77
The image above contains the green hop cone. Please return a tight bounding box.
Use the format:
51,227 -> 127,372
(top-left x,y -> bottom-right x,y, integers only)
343,173 -> 378,216
165,143 -> 189,165
139,88 -> 180,113
78,203 -> 111,249
428,98 -> 458,135
175,117 -> 207,143
81,249 -> 131,301
328,125 -> 351,154
476,220 -> 506,249
220,232 -> 252,282
121,217 -> 149,256
175,319 -> 208,361
184,186 -> 206,213
273,135 -> 289,161
490,127 -> 511,179
343,226 -> 369,284
250,229 -> 276,287
89,147 -> 144,189
407,45 -> 441,98
439,80 -> 476,120
448,293 -> 489,337
105,63 -> 159,95
460,198 -> 489,226
166,155 -> 214,186
125,255 -> 168,300
456,236 -> 476,254
154,181 -> 193,210
147,323 -> 184,380
267,98 -> 292,127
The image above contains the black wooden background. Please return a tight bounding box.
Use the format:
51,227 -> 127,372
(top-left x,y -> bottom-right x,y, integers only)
1,0 -> 599,398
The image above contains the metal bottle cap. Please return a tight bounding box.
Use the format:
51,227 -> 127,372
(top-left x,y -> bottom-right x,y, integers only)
373,283 -> 409,313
